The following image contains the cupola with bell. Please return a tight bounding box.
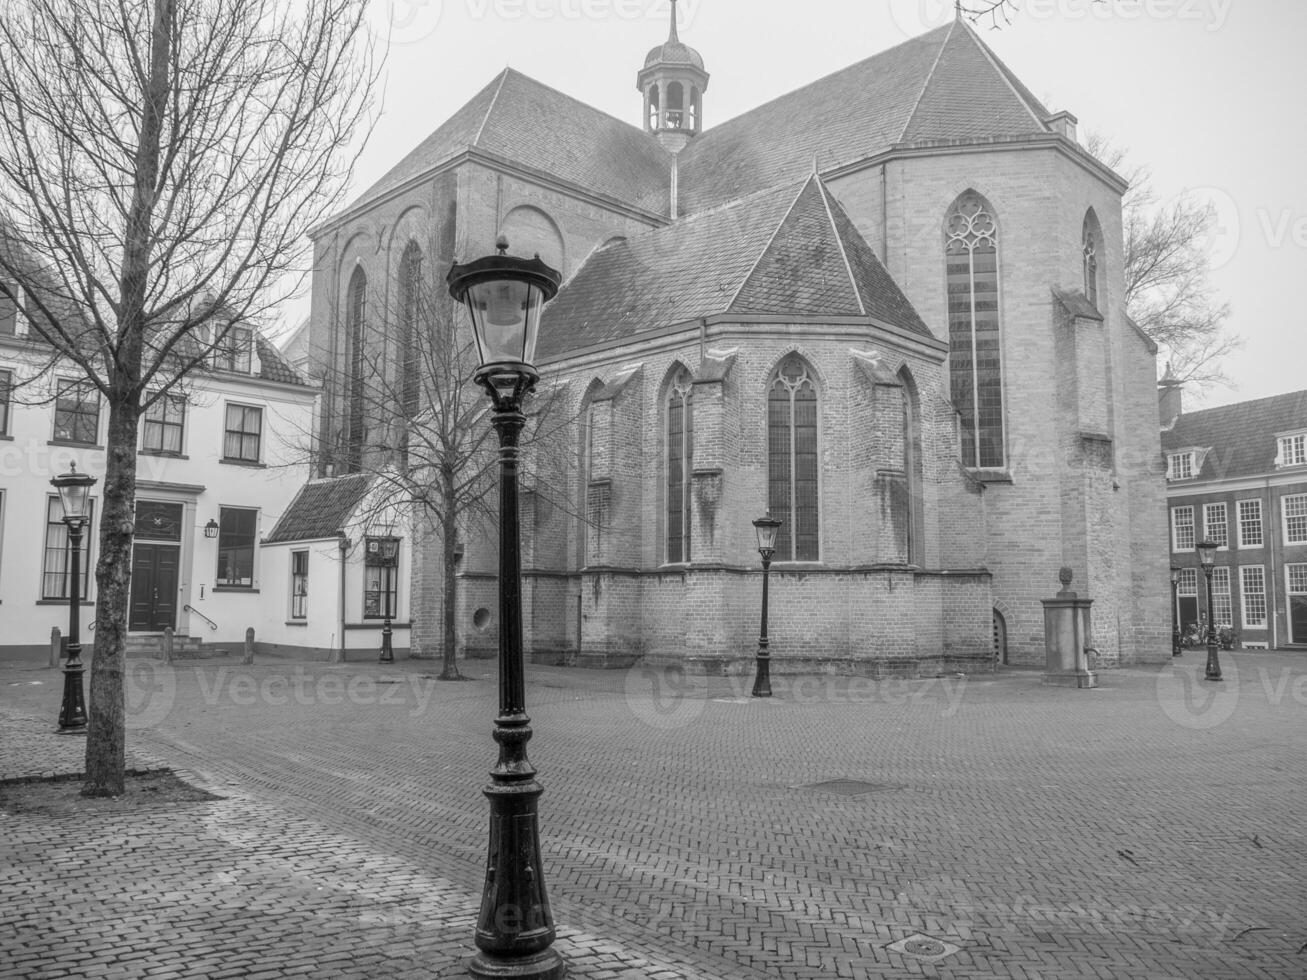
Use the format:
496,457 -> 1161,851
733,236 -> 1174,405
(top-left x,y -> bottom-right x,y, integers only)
636,0 -> 709,153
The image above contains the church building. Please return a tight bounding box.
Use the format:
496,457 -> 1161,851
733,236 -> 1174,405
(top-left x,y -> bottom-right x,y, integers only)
305,8 -> 1170,674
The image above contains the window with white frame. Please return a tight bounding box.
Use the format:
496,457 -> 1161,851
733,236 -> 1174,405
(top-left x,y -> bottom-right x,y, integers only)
290,550 -> 308,619
53,378 -> 99,444
1171,505 -> 1195,551
1238,499 -> 1264,548
1167,452 -> 1194,480
1177,567 -> 1197,596
1240,566 -> 1267,628
142,393 -> 185,454
216,507 -> 257,587
213,325 -> 252,374
1278,433 -> 1307,468
1204,502 -> 1228,548
0,282 -> 17,335
1211,566 -> 1232,627
0,368 -> 11,436
222,404 -> 262,463
42,496 -> 94,599
1284,494 -> 1307,545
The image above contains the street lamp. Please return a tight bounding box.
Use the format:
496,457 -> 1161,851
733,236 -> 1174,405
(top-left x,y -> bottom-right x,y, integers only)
751,513 -> 781,698
448,236 -> 564,980
50,463 -> 96,733
377,536 -> 399,664
203,518 -> 219,539
1169,564 -> 1182,657
1195,540 -> 1222,681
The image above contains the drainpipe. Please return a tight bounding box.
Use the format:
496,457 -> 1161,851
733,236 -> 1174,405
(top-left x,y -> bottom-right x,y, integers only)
337,533 -> 350,663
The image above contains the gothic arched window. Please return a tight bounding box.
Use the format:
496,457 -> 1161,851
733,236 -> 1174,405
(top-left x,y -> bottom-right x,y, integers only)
1082,209 -> 1102,310
666,366 -> 693,563
397,242 -> 423,421
345,265 -> 368,472
768,355 -> 819,561
945,192 -> 1004,469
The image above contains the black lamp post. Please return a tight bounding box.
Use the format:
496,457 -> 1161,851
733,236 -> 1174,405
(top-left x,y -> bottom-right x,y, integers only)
50,463 -> 96,734
378,536 -> 399,664
751,514 -> 781,698
1169,564 -> 1182,657
1196,540 -> 1222,681
448,236 -> 564,980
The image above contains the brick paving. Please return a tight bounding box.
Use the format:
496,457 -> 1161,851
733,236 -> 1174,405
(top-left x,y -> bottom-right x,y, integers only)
2,649 -> 1306,979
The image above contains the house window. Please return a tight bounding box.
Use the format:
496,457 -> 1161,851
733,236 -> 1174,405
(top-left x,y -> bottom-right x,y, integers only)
0,282 -> 17,335
223,404 -> 262,463
216,507 -> 257,587
42,496 -> 94,599
1289,564 -> 1307,644
1238,499 -> 1263,548
1171,505 -> 1195,552
1177,567 -> 1197,596
1240,566 -> 1266,628
1211,567 -> 1232,627
290,550 -> 308,619
666,367 -> 693,563
0,368 -> 11,436
1284,494 -> 1307,545
768,355 -> 819,561
1082,210 -> 1101,309
1278,434 -> 1307,468
53,378 -> 99,444
945,192 -> 1004,469
1204,502 -> 1228,549
1167,452 -> 1194,480
142,393 -> 185,454
213,325 -> 252,373
363,536 -> 399,619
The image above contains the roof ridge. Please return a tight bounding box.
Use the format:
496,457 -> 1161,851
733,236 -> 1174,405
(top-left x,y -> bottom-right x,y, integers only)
725,176 -> 814,311
496,66 -> 666,141
897,19 -> 957,144
815,179 -> 866,316
1178,389 -> 1307,420
472,68 -> 512,146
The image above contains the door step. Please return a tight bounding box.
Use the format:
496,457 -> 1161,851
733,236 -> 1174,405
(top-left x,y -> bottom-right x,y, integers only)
124,634 -> 225,659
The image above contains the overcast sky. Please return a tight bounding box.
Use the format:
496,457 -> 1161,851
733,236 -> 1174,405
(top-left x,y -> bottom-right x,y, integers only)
336,0 -> 1305,410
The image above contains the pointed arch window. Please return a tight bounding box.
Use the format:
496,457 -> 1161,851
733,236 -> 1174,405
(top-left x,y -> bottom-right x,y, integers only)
768,355 -> 819,561
397,243 -> 423,422
945,193 -> 1004,469
345,266 -> 368,472
1082,210 -> 1102,310
666,367 -> 693,563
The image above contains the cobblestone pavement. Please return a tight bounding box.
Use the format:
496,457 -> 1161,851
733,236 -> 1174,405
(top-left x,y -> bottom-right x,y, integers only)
2,648 -> 1306,979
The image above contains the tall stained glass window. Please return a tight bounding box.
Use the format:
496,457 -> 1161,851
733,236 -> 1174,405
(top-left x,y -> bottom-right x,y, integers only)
768,355 -> 818,561
345,266 -> 367,472
945,193 -> 1004,469
666,367 -> 693,563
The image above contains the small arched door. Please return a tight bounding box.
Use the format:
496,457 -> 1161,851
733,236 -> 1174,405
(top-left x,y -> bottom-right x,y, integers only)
992,609 -> 1008,665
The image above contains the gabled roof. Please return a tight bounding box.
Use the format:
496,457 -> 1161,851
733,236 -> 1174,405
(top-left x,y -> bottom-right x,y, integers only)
264,474 -> 373,543
536,175 -> 930,361
1161,390 -> 1307,482
676,19 -> 1049,214
341,69 -> 673,219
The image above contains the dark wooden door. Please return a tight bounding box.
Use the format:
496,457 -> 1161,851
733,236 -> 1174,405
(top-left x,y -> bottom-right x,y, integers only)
129,543 -> 180,632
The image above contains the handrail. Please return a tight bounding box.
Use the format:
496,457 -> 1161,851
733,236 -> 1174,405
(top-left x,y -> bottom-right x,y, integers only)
183,604 -> 218,631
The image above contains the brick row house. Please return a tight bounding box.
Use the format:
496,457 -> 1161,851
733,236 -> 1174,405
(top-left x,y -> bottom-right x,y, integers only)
1161,383 -> 1307,650
305,11 -> 1169,674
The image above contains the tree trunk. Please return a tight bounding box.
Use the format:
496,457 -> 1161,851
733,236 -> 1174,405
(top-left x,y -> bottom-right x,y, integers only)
439,473 -> 462,680
83,399 -> 142,796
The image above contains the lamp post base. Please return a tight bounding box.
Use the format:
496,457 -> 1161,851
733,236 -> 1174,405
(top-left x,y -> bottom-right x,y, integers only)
379,620 -> 394,664
751,655 -> 772,698
468,947 -> 566,980
57,658 -> 87,732
1204,642 -> 1223,681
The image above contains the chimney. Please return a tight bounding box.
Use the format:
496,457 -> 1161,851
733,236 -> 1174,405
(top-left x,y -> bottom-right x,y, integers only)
1158,362 -> 1183,426
1045,110 -> 1078,143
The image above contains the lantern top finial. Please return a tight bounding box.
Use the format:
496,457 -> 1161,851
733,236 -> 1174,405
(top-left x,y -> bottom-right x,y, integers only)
495,234 -> 509,254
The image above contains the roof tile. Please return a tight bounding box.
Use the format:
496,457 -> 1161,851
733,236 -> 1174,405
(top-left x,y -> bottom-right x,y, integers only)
1162,390 -> 1307,481
264,474 -> 374,543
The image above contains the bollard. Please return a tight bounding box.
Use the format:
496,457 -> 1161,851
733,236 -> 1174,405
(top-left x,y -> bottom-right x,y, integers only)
242,627 -> 255,665
49,627 -> 61,669
162,626 -> 174,664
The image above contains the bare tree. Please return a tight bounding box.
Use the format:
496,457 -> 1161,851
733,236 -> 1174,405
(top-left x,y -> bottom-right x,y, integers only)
0,0 -> 374,795
956,0 -> 1108,29
316,266 -> 579,681
1086,134 -> 1241,392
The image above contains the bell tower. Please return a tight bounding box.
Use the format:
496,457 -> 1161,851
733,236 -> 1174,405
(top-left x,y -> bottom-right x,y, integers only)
636,0 -> 709,153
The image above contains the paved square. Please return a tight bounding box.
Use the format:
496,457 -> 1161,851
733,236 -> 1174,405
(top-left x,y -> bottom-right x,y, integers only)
2,649 -> 1305,978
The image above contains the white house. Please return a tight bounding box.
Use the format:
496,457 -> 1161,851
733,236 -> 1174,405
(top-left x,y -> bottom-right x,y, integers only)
0,288 -> 318,658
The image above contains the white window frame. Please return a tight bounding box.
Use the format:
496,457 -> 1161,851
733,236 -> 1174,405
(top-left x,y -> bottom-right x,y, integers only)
1284,494 -> 1307,546
1237,498 -> 1263,549
222,402 -> 263,464
1171,505 -> 1195,552
1211,566 -> 1232,628
1177,567 -> 1198,596
289,549 -> 308,620
1203,502 -> 1228,550
1239,565 -> 1267,629
1167,451 -> 1194,480
1277,433 -> 1307,468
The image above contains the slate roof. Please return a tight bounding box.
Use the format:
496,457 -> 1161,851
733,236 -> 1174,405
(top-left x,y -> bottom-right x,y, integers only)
536,174 -> 930,361
342,69 -> 672,219
1161,390 -> 1307,481
264,474 -> 373,543
676,19 -> 1049,214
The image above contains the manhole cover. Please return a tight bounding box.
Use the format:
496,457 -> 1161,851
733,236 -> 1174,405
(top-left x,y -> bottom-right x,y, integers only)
799,779 -> 901,796
886,933 -> 959,962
